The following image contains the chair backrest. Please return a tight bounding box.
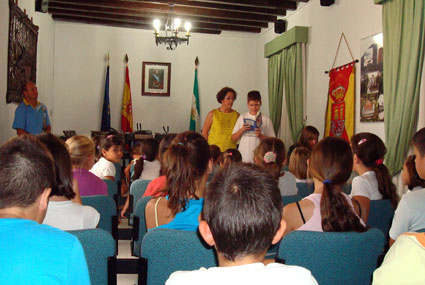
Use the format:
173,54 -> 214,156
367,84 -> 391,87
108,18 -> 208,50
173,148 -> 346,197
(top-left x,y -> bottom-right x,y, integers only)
132,196 -> 153,256
68,228 -> 116,285
114,162 -> 122,182
141,228 -> 217,285
416,228 -> 425,233
278,229 -> 385,285
296,183 -> 314,198
103,179 -> 118,199
130,179 -> 152,211
367,199 -> 394,238
282,194 -> 302,206
81,195 -> 117,236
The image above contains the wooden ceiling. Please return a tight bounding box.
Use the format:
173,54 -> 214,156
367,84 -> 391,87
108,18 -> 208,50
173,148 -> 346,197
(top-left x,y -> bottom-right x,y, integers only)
46,0 -> 308,35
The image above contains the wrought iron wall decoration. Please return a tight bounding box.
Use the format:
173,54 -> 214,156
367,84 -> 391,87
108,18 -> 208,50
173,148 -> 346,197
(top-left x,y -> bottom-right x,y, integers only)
7,0 -> 39,104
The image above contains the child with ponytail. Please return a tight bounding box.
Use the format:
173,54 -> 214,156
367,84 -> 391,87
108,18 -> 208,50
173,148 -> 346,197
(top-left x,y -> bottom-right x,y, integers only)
220,148 -> 242,169
132,138 -> 160,181
350,133 -> 398,222
282,137 -> 366,236
145,131 -> 211,231
254,137 -> 297,196
90,134 -> 123,180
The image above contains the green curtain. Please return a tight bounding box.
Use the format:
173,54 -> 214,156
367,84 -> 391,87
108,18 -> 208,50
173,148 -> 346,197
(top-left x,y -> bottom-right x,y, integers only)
268,51 -> 284,134
282,43 -> 304,142
383,0 -> 425,175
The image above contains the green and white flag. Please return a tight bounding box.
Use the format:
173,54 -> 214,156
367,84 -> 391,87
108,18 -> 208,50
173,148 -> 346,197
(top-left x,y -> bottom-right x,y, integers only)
189,61 -> 200,131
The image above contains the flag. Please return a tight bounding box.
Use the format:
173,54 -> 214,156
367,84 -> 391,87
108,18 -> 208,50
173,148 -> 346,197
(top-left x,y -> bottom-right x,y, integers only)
189,67 -> 200,131
324,62 -> 355,141
121,64 -> 133,133
101,65 -> 111,132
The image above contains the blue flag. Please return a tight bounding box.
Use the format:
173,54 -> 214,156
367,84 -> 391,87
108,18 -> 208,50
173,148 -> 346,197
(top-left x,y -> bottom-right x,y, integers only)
101,65 -> 111,131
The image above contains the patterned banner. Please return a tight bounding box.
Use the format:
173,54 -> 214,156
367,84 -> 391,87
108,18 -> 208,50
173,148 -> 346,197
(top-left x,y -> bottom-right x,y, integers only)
324,62 -> 355,141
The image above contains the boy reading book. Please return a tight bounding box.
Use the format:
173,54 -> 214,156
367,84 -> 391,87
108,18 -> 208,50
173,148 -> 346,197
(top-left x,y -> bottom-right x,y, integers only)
231,91 -> 275,163
166,163 -> 317,285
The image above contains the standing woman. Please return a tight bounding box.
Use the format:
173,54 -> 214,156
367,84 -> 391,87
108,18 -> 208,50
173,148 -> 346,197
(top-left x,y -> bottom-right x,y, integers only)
202,87 -> 239,151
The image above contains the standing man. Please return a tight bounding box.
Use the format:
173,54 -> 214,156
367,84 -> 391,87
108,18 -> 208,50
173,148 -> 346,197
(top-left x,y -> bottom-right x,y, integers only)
12,81 -> 51,135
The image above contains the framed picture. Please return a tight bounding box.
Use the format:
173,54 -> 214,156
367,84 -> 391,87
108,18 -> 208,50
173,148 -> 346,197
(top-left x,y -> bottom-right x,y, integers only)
360,33 -> 384,122
142,61 -> 171,96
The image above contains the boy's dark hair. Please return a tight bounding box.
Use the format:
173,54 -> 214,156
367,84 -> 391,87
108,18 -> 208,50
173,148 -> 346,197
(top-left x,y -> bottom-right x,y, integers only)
247,90 -> 261,102
203,163 -> 282,261
412,128 -> 425,156
37,133 -> 76,200
404,155 -> 425,190
216,87 -> 237,103
0,135 -> 55,209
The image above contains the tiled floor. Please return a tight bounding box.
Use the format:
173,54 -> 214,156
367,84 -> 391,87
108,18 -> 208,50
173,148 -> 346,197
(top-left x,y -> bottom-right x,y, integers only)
117,219 -> 138,285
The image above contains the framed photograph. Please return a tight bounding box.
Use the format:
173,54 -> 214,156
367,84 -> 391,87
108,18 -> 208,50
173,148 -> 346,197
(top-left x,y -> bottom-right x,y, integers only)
360,33 -> 384,122
142,61 -> 171,96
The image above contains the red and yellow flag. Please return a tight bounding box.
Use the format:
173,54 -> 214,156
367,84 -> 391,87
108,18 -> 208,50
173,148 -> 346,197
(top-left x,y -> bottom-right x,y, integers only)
324,62 -> 355,141
121,65 -> 133,133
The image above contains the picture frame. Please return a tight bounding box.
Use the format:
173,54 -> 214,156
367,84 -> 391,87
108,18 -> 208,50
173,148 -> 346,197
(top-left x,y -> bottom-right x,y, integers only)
360,33 -> 384,122
7,0 -> 39,104
142,61 -> 171,96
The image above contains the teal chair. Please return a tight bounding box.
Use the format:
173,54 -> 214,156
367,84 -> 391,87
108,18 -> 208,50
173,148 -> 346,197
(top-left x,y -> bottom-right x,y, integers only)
342,183 -> 352,195
68,228 -> 117,285
296,182 -> 314,198
367,199 -> 395,239
416,228 -> 425,233
103,179 -> 118,200
81,195 -> 118,238
130,179 -> 152,213
277,229 -> 385,285
282,194 -> 302,206
132,196 -> 153,256
140,229 -> 217,285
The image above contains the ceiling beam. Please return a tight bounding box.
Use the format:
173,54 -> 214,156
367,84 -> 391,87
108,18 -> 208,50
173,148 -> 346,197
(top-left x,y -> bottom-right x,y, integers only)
139,0 -> 290,15
52,14 -> 222,34
184,0 -> 297,9
48,2 -> 269,28
49,8 -> 262,33
50,0 -> 277,22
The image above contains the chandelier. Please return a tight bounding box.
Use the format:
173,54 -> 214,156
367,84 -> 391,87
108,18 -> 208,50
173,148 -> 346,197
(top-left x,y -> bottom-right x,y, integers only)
153,13 -> 191,50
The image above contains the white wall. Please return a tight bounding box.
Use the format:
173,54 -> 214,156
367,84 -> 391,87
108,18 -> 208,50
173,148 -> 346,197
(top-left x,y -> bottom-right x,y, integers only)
256,0 -> 385,141
0,1 -> 54,143
52,22 -> 258,135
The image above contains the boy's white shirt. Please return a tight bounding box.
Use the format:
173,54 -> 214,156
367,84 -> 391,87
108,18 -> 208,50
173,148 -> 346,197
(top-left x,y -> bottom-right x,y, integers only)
232,112 -> 276,163
166,262 -> 318,285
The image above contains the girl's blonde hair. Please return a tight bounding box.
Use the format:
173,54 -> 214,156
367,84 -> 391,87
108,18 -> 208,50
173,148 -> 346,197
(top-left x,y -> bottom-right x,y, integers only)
65,135 -> 95,166
289,146 -> 311,180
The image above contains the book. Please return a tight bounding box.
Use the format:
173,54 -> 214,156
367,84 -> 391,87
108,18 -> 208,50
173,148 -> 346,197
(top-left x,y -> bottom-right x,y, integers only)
243,112 -> 263,131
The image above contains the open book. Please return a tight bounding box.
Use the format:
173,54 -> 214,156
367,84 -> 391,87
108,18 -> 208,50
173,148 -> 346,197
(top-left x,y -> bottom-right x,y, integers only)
244,112 -> 263,131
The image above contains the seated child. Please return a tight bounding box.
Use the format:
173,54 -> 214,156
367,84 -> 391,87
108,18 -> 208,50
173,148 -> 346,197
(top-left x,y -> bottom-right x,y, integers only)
124,142 -> 142,183
402,155 -> 425,192
66,135 -> 108,196
289,146 -> 312,183
254,137 -> 297,196
38,134 -> 100,231
145,131 -> 210,231
0,135 -> 89,284
283,137 -> 366,236
231,90 -> 276,163
132,138 -> 161,181
389,128 -> 425,246
166,163 -> 317,285
287,126 -> 319,163
208,144 -> 222,182
90,134 -> 123,180
220,148 -> 242,168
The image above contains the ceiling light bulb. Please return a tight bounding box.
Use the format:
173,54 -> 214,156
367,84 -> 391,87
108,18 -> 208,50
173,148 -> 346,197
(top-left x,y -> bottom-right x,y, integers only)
153,19 -> 161,32
184,22 -> 191,32
174,18 -> 181,30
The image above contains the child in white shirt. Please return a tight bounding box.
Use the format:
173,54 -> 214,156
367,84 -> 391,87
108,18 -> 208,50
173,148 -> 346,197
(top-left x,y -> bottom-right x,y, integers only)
232,91 -> 275,163
90,134 -> 123,180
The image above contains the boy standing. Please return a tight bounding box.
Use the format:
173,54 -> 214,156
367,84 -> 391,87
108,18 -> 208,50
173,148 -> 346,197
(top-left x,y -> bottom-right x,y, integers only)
0,135 -> 90,284
232,91 -> 275,163
166,163 -> 317,285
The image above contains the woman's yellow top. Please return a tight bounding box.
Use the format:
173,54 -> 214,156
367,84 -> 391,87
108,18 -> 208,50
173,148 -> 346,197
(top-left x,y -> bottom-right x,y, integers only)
208,109 -> 239,151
